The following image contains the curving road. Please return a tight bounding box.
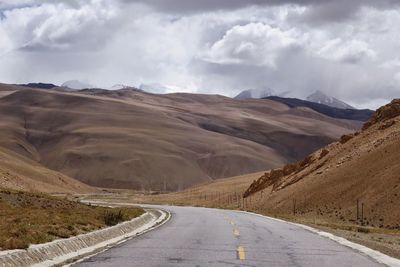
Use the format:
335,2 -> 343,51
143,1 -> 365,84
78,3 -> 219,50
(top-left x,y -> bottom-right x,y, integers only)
74,205 -> 383,267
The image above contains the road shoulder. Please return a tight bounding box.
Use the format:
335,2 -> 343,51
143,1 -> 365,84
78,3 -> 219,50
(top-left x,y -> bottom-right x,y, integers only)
238,210 -> 400,267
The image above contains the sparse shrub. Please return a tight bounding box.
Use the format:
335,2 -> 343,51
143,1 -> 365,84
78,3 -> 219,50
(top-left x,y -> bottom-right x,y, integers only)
357,227 -> 370,233
103,210 -> 124,226
3,238 -> 29,250
340,134 -> 353,144
319,149 -> 329,159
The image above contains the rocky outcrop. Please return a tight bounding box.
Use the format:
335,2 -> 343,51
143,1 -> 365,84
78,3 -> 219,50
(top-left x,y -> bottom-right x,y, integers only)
339,134 -> 354,144
243,149 -> 328,198
363,99 -> 400,130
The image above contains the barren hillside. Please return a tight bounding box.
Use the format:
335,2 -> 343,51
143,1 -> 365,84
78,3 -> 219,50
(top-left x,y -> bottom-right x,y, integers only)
244,99 -> 400,228
0,146 -> 94,193
0,84 -> 365,191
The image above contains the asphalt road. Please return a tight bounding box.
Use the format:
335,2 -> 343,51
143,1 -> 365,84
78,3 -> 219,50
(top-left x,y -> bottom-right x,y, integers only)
74,205 -> 383,267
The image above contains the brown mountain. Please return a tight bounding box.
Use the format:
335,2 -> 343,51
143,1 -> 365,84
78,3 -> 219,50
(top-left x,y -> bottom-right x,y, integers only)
244,99 -> 400,228
0,145 -> 93,193
0,83 -> 364,191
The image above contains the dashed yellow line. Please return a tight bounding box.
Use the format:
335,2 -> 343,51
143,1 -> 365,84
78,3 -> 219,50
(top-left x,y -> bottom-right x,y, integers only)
237,245 -> 246,260
230,221 -> 235,226
233,228 -> 240,237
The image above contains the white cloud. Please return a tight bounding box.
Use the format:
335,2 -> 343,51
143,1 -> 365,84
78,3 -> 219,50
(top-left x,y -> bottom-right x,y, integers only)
202,22 -> 300,67
0,0 -> 118,54
380,58 -> 400,69
0,1 -> 400,109
316,39 -> 376,64
395,72 -> 400,83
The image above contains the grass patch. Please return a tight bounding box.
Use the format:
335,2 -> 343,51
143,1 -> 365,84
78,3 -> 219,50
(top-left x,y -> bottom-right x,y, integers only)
0,189 -> 144,250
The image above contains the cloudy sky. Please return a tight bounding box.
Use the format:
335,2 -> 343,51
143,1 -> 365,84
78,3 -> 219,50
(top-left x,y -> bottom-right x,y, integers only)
1,0 -> 400,108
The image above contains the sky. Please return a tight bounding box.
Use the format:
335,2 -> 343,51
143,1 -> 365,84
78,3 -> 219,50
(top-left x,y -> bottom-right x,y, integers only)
1,0 -> 400,109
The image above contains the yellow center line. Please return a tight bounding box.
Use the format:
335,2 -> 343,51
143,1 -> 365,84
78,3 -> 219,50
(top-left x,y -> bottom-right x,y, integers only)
230,221 -> 235,226
237,245 -> 246,260
233,228 -> 240,236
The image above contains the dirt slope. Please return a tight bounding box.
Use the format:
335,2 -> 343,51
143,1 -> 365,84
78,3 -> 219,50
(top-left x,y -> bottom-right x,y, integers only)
244,99 -> 400,228
0,146 -> 94,193
0,84 -> 362,191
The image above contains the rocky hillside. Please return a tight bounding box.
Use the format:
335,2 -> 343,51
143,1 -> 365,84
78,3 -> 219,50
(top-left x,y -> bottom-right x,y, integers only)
244,99 -> 400,228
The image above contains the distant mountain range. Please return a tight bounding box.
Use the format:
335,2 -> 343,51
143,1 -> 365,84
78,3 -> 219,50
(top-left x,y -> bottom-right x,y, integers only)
306,90 -> 355,109
234,87 -> 275,100
266,96 -> 373,122
235,88 -> 356,110
18,83 -> 58,90
16,82 -> 359,112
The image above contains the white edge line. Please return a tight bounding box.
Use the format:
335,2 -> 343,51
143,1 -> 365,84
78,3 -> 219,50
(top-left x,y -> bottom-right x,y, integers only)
237,210 -> 400,267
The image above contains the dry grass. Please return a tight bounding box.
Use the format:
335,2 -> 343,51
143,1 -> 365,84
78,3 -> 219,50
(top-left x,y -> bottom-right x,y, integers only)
0,189 -> 144,250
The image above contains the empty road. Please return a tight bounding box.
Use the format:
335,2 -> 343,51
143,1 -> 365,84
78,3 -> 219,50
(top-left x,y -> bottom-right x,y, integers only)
74,205 -> 383,267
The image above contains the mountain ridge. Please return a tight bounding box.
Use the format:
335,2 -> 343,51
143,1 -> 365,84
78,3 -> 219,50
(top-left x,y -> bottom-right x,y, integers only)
265,96 -> 373,121
234,87 -> 275,100
235,87 -> 356,110
0,84 -> 364,191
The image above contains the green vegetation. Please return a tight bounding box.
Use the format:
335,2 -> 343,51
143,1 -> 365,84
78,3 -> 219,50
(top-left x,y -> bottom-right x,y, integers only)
0,189 -> 144,250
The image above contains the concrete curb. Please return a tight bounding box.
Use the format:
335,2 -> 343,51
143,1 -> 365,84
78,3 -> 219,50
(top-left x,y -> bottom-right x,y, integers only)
0,209 -> 168,267
236,210 -> 400,267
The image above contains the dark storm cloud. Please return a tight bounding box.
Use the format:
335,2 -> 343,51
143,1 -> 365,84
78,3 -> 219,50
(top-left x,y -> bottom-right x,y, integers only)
297,0 -> 400,24
125,0 -> 399,11
127,0 -> 400,23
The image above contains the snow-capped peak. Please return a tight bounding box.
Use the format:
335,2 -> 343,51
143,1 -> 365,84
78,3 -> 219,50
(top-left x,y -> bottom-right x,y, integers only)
234,86 -> 275,100
306,90 -> 355,109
